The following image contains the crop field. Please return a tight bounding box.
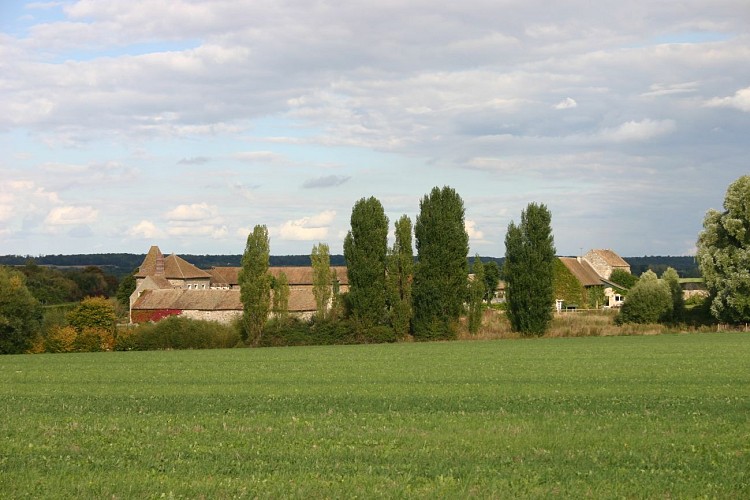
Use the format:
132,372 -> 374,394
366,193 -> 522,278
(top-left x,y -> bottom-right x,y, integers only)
2,333 -> 749,498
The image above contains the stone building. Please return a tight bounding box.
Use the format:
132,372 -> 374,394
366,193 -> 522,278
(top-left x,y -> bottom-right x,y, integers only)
130,246 -> 348,324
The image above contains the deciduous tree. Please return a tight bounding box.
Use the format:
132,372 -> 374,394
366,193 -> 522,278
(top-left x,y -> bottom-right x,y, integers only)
344,197 -> 389,328
696,175 -> 750,323
412,186 -> 469,340
116,269 -> 137,308
609,268 -> 638,293
239,225 -> 271,345
67,296 -> 117,333
0,267 -> 42,354
504,203 -> 556,336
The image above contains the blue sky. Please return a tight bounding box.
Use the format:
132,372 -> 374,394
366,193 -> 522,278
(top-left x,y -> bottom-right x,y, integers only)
1,1 -> 749,258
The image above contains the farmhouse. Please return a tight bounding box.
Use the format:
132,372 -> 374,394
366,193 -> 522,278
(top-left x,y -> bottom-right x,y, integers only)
130,246 -> 348,324
554,249 -> 630,310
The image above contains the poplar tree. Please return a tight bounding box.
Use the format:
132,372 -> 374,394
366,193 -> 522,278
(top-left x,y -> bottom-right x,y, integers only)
272,271 -> 290,321
344,197 -> 389,328
387,215 -> 414,337
467,255 -> 486,335
661,267 -> 685,323
412,186 -> 469,340
504,203 -> 556,336
238,225 -> 271,345
311,243 -> 332,321
483,261 -> 500,303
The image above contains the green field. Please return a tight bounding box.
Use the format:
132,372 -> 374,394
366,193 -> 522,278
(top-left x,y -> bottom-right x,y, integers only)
2,333 -> 749,498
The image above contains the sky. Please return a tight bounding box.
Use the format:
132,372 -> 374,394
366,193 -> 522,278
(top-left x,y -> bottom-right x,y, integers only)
1,1 -> 749,258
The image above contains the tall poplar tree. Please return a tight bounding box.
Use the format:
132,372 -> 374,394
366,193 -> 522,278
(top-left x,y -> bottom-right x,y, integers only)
504,203 -> 556,336
272,271 -> 290,322
344,197 -> 389,328
467,255 -> 486,335
311,243 -> 332,321
387,215 -> 414,337
412,186 -> 469,340
238,225 -> 271,345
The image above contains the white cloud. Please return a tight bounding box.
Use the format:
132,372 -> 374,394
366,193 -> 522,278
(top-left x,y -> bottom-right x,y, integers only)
705,86 -> 750,112
167,224 -> 228,238
276,210 -> 336,241
0,1 -> 748,256
165,203 -> 219,222
0,180 -> 60,217
600,119 -> 676,142
554,97 -> 577,109
127,220 -> 161,239
640,82 -> 698,97
465,220 -> 485,241
232,151 -> 288,163
44,205 -> 98,225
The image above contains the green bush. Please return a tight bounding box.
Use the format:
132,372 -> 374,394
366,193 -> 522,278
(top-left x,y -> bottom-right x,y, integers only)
361,325 -> 397,343
615,271 -> 672,325
116,316 -> 240,351
258,317 -> 312,347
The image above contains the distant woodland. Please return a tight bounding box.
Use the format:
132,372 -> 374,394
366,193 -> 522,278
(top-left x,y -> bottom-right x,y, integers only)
0,253 -> 699,279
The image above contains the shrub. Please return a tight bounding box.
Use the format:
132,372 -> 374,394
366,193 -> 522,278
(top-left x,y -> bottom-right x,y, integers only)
116,316 -> 240,351
361,325 -> 397,343
114,327 -> 140,351
615,271 -> 672,325
67,297 -> 116,333
73,327 -> 114,352
46,325 -> 78,353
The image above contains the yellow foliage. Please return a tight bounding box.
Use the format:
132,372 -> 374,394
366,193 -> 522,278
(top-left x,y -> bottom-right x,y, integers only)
46,326 -> 78,353
27,336 -> 47,354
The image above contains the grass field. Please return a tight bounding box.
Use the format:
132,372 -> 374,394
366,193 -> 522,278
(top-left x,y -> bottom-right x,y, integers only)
2,333 -> 749,498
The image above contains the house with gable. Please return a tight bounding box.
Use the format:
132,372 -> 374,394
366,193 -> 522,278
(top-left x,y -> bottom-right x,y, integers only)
553,249 -> 631,310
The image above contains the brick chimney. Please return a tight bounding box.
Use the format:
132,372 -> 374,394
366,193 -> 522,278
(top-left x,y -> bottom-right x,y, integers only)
155,253 -> 165,276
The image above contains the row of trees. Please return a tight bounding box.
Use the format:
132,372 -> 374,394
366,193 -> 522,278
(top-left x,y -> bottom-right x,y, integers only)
238,186 -> 553,343
237,175 -> 750,341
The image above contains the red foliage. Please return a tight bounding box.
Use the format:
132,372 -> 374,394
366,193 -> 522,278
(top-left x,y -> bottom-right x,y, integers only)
131,309 -> 182,323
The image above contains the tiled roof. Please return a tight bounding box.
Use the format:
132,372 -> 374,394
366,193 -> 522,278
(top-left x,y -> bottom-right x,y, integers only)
590,249 -> 629,268
135,246 -> 211,280
163,254 -> 212,279
135,245 -> 164,278
145,275 -> 174,289
209,266 -> 349,287
559,257 -> 603,287
132,288 -> 317,312
133,289 -> 241,310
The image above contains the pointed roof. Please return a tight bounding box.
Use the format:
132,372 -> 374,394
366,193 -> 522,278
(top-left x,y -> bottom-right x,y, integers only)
135,246 -> 211,280
135,245 -> 164,278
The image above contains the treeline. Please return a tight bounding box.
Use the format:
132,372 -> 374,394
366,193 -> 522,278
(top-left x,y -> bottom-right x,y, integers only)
626,256 -> 700,278
15,262 -> 119,305
0,253 -> 697,277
